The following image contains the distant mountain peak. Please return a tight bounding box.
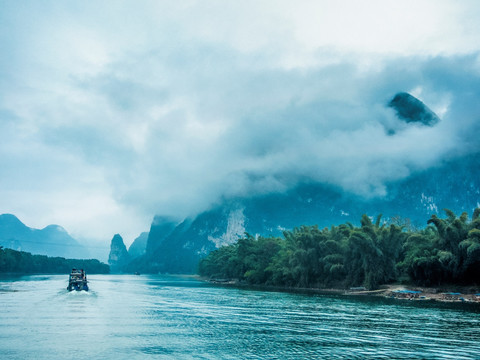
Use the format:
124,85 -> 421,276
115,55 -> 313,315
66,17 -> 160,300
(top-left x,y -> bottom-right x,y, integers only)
108,234 -> 130,272
388,92 -> 440,126
0,213 -> 24,225
42,224 -> 67,233
0,213 -> 88,258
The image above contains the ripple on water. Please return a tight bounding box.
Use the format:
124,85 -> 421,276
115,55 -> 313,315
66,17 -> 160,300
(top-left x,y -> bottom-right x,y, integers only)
1,275 -> 480,359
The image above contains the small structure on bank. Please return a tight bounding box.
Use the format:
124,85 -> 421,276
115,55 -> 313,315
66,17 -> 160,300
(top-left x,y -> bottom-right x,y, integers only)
391,289 -> 422,299
442,292 -> 462,301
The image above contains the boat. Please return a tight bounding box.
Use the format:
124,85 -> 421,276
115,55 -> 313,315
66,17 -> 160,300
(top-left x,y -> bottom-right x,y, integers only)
67,268 -> 88,291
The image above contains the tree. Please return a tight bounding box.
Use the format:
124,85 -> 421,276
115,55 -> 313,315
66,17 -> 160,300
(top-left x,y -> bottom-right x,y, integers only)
403,208 -> 480,285
346,215 -> 406,290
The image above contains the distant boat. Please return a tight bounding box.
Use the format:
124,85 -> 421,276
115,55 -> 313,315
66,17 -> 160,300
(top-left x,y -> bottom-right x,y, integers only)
67,268 -> 88,291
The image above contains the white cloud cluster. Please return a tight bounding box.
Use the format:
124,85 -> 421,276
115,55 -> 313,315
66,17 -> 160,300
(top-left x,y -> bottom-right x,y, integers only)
1,0 -> 480,246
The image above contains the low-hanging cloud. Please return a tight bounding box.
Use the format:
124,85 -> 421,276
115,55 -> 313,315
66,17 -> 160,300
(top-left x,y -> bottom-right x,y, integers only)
1,1 -> 480,244
39,49 -> 480,216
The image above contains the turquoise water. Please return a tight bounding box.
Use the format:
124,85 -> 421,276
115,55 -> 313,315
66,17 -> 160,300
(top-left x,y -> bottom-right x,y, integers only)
1,275 -> 479,359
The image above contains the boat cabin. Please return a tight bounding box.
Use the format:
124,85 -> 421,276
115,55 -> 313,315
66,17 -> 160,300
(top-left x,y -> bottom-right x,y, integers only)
67,268 -> 88,291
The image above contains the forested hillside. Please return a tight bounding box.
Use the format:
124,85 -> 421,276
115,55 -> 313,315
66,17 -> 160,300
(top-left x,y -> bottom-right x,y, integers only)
0,247 -> 109,274
199,209 -> 480,290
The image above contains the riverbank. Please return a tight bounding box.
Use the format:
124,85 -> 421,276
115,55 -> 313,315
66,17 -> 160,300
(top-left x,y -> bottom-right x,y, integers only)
349,284 -> 480,303
202,277 -> 480,304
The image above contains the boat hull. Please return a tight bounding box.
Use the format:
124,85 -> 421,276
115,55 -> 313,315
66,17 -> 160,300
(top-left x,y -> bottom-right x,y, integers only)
67,282 -> 89,291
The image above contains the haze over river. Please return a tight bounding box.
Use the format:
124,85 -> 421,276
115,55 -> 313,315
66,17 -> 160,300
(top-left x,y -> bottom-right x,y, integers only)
1,274 -> 479,359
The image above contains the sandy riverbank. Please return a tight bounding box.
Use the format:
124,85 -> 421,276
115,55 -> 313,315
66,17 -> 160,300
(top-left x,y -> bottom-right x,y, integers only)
361,284 -> 480,303
203,277 -> 480,304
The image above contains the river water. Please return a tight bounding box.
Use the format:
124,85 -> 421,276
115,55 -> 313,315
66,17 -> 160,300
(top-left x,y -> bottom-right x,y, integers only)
1,274 -> 479,359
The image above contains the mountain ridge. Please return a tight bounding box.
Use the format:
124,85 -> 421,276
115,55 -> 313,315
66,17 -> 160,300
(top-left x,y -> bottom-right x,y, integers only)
0,214 -> 89,259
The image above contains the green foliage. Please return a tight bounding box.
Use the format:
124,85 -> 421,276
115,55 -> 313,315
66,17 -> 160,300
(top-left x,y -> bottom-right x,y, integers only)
0,247 -> 110,274
198,208 -> 480,290
401,208 -> 480,285
345,215 -> 406,289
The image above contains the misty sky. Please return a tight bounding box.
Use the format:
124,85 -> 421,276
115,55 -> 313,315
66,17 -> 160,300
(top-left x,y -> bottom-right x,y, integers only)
1,0 -> 480,246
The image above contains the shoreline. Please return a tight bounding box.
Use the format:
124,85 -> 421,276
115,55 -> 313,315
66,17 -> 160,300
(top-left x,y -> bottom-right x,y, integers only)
201,277 -> 480,304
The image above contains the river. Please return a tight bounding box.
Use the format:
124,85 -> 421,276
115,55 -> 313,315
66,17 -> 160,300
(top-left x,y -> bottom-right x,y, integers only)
1,274 -> 479,359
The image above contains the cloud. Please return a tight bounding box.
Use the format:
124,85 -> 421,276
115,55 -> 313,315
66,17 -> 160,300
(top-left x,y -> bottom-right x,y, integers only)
1,1 -> 480,245
34,50 -> 480,212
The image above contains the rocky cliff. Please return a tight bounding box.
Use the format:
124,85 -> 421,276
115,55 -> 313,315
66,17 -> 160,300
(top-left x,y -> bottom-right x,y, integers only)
127,231 -> 149,259
108,234 -> 130,273
388,92 -> 440,126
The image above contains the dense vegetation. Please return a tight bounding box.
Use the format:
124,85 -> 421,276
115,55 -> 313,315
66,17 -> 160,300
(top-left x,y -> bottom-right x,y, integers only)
199,209 -> 480,290
0,247 -> 110,274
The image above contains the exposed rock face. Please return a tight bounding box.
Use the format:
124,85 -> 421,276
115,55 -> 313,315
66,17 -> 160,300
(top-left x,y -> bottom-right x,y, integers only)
0,214 -> 89,259
108,234 -> 130,273
388,92 -> 440,126
126,207 -> 247,274
208,208 -> 245,248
